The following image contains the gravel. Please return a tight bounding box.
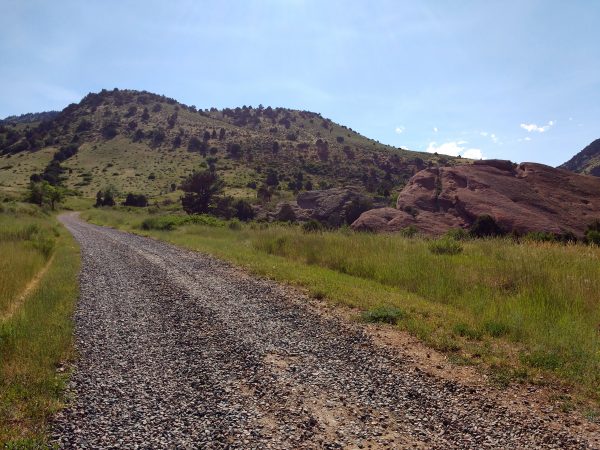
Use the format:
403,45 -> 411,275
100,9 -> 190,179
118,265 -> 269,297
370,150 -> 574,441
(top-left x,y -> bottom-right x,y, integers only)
52,213 -> 598,449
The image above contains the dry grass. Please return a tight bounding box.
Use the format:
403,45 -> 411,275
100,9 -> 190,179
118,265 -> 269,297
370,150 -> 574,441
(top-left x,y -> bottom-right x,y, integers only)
0,207 -> 79,446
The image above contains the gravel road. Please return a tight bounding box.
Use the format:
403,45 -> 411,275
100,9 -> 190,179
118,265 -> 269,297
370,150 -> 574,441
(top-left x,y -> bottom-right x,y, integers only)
52,213 -> 597,449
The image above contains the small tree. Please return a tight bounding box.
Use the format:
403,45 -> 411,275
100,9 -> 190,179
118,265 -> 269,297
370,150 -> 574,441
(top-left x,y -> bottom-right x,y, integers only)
27,181 -> 64,209
265,169 -> 279,187
45,184 -> 65,210
470,214 -> 505,238
123,193 -> 148,207
234,199 -> 254,221
180,170 -> 224,214
257,184 -> 273,204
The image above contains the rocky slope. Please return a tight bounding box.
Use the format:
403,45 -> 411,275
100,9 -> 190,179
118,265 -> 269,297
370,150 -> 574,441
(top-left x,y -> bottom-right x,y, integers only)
0,89 -> 449,197
352,160 -> 600,237
560,139 -> 600,177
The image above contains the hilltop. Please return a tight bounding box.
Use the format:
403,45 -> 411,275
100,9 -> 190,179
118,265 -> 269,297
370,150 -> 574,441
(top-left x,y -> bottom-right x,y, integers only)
559,138 -> 600,177
0,89 -> 454,198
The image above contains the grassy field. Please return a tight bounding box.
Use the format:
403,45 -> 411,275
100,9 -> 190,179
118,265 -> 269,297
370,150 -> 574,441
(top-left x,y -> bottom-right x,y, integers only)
83,207 -> 600,410
0,203 -> 80,446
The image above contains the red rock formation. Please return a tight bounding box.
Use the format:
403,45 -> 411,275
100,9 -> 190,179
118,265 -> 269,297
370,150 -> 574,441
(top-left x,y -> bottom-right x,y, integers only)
352,160 -> 600,237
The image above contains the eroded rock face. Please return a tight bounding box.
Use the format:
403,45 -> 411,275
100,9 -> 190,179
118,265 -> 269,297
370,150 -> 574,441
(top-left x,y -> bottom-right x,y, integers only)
352,160 -> 600,237
257,187 -> 372,225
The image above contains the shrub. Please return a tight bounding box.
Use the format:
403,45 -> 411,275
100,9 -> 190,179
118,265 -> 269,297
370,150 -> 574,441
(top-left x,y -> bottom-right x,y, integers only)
586,220 -> 600,245
302,219 -> 323,233
141,216 -> 182,231
586,230 -> 600,246
428,238 -> 463,255
470,214 -> 505,238
400,225 -> 418,238
181,170 -> 224,214
483,320 -> 510,337
234,199 -> 254,221
361,306 -> 405,324
445,228 -> 470,241
228,219 -> 242,230
452,323 -> 483,340
123,193 -> 148,207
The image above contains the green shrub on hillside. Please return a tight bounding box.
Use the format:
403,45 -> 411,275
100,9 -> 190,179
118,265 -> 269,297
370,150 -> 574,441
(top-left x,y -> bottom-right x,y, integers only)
361,306 -> 405,324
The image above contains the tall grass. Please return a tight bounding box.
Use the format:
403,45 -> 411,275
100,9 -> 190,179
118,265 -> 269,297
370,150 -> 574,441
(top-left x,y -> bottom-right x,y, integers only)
0,208 -> 79,446
82,208 -> 600,402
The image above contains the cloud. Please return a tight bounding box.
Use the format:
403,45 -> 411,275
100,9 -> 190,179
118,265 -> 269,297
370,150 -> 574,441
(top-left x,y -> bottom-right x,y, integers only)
395,126 -> 405,134
433,127 -> 438,133
520,120 -> 554,133
426,141 -> 484,159
462,148 -> 483,159
480,131 -> 499,143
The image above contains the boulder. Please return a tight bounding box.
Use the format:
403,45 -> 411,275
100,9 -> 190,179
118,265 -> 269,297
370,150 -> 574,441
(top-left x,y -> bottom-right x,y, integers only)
352,161 -> 600,237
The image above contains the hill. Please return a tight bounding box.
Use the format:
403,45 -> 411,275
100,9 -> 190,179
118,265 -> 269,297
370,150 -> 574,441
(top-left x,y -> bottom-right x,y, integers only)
559,138 -> 600,177
0,111 -> 60,125
0,89 -> 455,199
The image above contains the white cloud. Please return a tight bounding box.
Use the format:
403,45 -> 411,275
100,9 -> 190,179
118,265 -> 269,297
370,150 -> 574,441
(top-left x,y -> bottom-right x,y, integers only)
520,120 -> 555,133
480,131 -> 499,144
462,148 -> 483,159
426,141 -> 484,159
395,126 -> 405,134
433,127 -> 438,133
524,136 -> 531,141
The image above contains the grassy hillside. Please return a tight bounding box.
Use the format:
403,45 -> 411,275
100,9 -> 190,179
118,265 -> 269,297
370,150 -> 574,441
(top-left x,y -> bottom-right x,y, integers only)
0,89 -> 457,198
559,138 -> 600,176
83,207 -> 600,412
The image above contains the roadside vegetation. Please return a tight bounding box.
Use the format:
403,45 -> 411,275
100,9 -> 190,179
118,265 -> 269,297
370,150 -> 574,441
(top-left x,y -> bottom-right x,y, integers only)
0,202 -> 79,446
83,206 -> 600,409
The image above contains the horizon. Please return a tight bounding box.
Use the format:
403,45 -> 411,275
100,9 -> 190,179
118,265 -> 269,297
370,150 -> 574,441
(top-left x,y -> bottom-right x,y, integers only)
1,1 -> 599,166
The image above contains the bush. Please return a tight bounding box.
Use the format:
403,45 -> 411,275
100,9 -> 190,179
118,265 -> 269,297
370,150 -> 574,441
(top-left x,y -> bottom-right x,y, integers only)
470,214 -> 505,238
445,228 -> 470,241
302,219 -> 323,233
586,230 -> 600,246
483,320 -> 510,337
400,225 -> 418,238
234,199 -> 254,221
361,306 -> 405,324
123,193 -> 148,207
140,216 -> 183,231
428,238 -> 463,255
452,323 -> 483,340
228,219 -> 242,230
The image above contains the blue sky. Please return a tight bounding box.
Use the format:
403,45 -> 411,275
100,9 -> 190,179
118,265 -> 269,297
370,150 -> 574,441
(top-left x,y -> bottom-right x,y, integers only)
1,0 -> 598,166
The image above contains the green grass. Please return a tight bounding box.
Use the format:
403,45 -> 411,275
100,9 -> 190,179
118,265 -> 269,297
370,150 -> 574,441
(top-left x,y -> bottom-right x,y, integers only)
82,207 -> 600,405
0,206 -> 80,446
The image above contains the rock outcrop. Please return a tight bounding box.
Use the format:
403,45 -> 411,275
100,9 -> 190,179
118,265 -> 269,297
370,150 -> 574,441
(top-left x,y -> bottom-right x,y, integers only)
352,160 -> 600,237
257,187 -> 373,225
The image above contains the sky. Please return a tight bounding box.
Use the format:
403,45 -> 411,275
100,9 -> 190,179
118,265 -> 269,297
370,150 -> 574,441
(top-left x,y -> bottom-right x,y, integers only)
1,0 -> 599,166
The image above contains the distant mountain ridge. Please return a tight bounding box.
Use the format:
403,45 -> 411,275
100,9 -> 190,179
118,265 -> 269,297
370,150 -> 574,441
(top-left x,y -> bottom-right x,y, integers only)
559,138 -> 600,177
0,88 -> 456,197
1,110 -> 60,125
